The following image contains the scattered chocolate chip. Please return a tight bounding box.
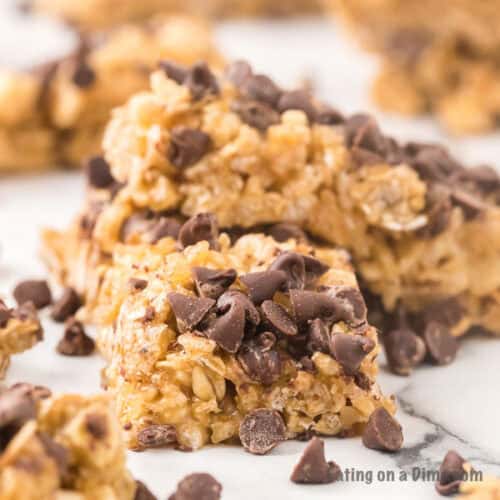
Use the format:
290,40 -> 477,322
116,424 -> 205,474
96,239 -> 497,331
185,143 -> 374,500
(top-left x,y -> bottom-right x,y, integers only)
450,188 -> 486,220
421,297 -> 464,330
326,286 -> 367,326
277,90 -> 316,121
225,60 -> 252,86
239,409 -> 286,455
0,385 -> 37,429
167,293 -> 215,333
9,383 -> 51,401
408,143 -> 462,183
169,127 -> 212,168
135,480 -> 158,500
51,287 -> 81,322
345,114 -> 387,155
137,424 -> 177,449
240,270 -> 287,304
330,333 -> 375,375
13,280 -> 52,309
384,328 -> 426,376
159,60 -> 188,84
307,318 -> 331,354
169,473 -> 222,500
72,61 -> 95,88
192,267 -> 237,300
56,318 -> 95,356
129,278 -> 148,291
178,213 -> 220,250
147,217 -> 182,243
84,155 -> 114,189
423,321 -> 459,365
269,252 -> 306,290
362,408 -> 403,452
290,437 -> 342,484
184,62 -> 219,101
419,184 -> 453,237
85,413 -> 107,439
315,105 -> 345,125
231,99 -> 280,131
267,223 -> 308,243
260,300 -> 297,337
303,255 -> 330,285
436,450 -> 468,496
289,290 -> 340,325
237,334 -> 282,385
240,74 -> 282,107
465,165 -> 500,192
0,301 -> 12,328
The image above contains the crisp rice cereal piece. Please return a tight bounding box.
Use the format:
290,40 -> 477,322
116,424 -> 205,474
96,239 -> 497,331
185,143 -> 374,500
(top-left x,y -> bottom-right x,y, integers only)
460,478 -> 500,499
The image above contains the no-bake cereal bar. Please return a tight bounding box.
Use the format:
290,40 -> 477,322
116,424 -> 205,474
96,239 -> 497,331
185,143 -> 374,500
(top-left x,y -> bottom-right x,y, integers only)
330,0 -> 500,134
0,15 -> 221,172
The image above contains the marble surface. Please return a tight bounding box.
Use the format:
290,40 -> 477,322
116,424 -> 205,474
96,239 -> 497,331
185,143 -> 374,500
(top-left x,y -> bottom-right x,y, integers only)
1,3 -> 500,498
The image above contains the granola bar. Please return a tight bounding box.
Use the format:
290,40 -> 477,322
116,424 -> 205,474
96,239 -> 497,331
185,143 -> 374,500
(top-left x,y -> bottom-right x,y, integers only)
0,383 -> 137,499
330,0 -> 500,134
0,15 -> 222,172
44,60 -> 500,339
0,301 -> 43,379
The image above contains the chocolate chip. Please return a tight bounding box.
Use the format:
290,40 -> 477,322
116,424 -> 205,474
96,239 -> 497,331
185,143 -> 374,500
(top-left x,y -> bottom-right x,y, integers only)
169,127 -> 212,168
9,383 -> 51,401
135,480 -> 158,500
147,217 -> 182,243
72,61 -> 95,88
184,62 -> 219,101
436,450 -> 467,496
231,99 -> 280,131
345,114 -> 387,155
267,223 -> 308,243
422,297 -> 464,330
408,144 -> 462,183
450,188 -> 486,220
0,301 -> 12,328
84,155 -> 114,189
307,318 -> 330,354
13,280 -> 52,309
289,290 -> 340,325
277,90 -> 316,121
326,286 -> 367,326
260,300 -> 297,337
159,60 -> 188,84
56,318 -> 95,356
420,184 -> 453,237
129,278 -> 148,291
225,60 -> 252,86
239,409 -> 286,455
137,424 -> 177,449
362,408 -> 403,452
315,105 -> 345,125
269,252 -> 306,290
85,413 -> 107,439
237,334 -> 282,385
167,293 -> 215,333
240,270 -> 287,304
303,255 -> 330,285
384,328 -> 426,376
290,437 -> 342,484
51,288 -> 81,322
0,385 -> 37,429
169,473 -> 222,500
330,333 -> 375,375
423,321 -> 459,365
120,213 -> 155,243
240,74 -> 282,107
192,267 -> 237,300
178,213 -> 220,250
465,165 -> 500,192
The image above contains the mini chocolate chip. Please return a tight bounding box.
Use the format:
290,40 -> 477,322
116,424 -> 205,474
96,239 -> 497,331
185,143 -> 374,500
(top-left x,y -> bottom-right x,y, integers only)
260,300 -> 298,337
269,252 -> 306,290
419,184 -> 453,237
137,424 -> 177,449
330,333 -> 375,375
57,319 -> 95,356
9,383 -> 51,401
237,335 -> 282,385
450,188 -> 486,220
72,61 -> 95,88
0,301 -> 12,328
408,143 -> 462,183
384,328 -> 426,376
436,450 -> 467,496
169,473 -> 222,500
85,413 -> 107,439
169,127 -> 212,168
239,409 -> 286,455
129,278 -> 148,291
267,223 -> 308,243
12,301 -> 39,322
0,385 -> 36,429
362,408 -> 403,452
84,155 -> 114,189
231,99 -> 280,131
421,297 -> 464,330
147,217 -> 182,243
277,90 -> 316,121
290,437 -> 342,484
423,321 -> 459,365
350,147 -> 385,167
13,280 -> 52,309
225,60 -> 252,86
135,480 -> 158,500
184,62 -> 219,101
326,286 -> 367,326
303,255 -> 330,285
465,165 -> 500,192
240,74 -> 282,107
345,114 -> 387,155
159,60 -> 188,84
289,290 -> 340,325
192,267 -> 237,300
240,270 -> 287,304
178,213 -> 220,250
167,293 -> 215,333
315,105 -> 345,125
307,318 -> 330,354
51,288 -> 81,322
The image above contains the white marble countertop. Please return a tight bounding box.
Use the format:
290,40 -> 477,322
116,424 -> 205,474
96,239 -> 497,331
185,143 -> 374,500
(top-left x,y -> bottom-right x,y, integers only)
1,3 -> 500,498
